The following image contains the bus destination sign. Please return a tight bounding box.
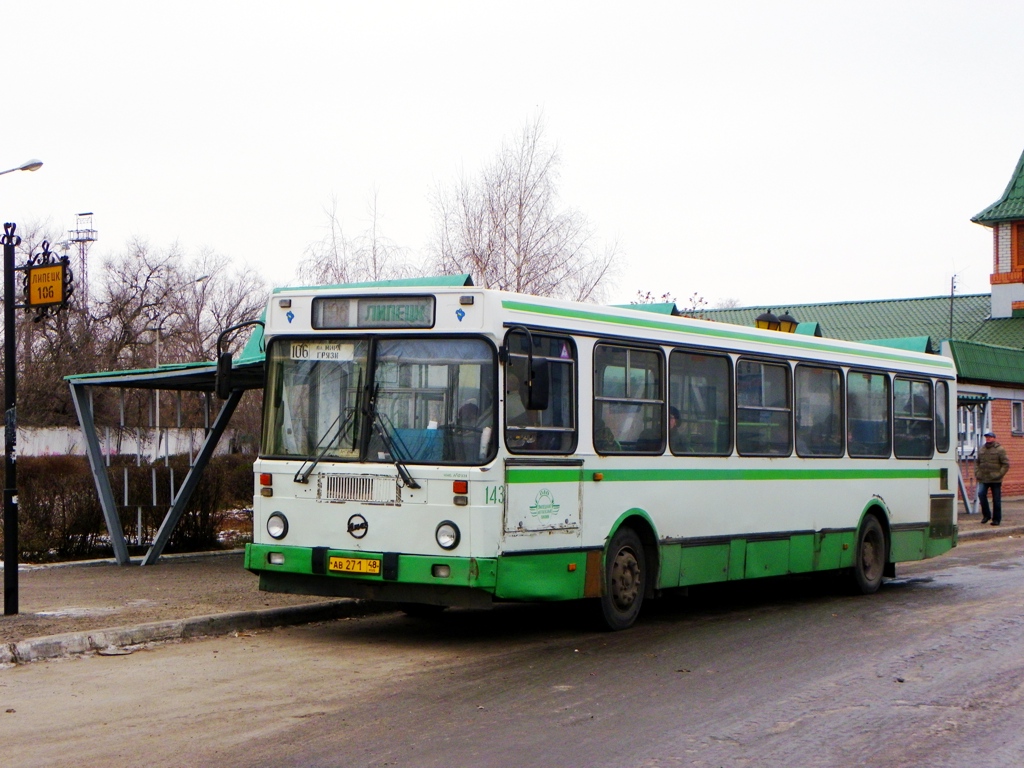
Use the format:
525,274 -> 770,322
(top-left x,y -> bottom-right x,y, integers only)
311,295 -> 435,329
357,297 -> 433,328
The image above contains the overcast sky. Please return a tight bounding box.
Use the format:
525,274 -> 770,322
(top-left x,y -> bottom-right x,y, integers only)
5,1 -> 1023,310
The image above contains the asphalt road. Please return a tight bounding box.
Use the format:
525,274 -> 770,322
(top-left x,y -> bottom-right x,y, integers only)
2,537 -> 1023,768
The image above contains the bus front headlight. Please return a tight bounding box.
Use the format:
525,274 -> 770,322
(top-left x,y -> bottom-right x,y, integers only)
267,512 -> 289,540
435,521 -> 460,550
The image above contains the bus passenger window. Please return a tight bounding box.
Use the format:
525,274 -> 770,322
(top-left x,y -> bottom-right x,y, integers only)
504,333 -> 577,454
593,344 -> 665,454
795,365 -> 843,458
736,359 -> 791,456
894,378 -> 933,459
847,371 -> 891,458
668,350 -> 731,456
935,380 -> 950,453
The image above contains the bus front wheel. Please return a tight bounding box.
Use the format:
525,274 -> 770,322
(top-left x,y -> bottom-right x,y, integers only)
852,514 -> 887,595
599,527 -> 646,631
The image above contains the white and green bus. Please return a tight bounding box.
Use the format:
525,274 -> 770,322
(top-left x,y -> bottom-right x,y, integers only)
244,278 -> 957,630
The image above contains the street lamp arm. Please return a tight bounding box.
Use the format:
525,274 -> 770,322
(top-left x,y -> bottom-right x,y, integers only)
0,159 -> 43,177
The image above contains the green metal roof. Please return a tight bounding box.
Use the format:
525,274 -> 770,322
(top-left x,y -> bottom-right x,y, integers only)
862,336 -> 934,353
973,147 -> 1024,225
704,294 -> 1024,385
795,322 -> 822,336
705,294 -> 992,344
947,340 -> 1024,386
611,302 -> 679,315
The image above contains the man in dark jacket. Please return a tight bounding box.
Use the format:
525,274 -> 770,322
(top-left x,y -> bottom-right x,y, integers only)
976,431 -> 1010,525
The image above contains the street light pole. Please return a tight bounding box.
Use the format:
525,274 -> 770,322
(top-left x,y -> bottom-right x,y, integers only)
2,158 -> 42,615
2,224 -> 19,614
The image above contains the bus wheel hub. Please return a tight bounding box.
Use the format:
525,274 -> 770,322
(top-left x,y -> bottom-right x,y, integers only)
611,548 -> 641,609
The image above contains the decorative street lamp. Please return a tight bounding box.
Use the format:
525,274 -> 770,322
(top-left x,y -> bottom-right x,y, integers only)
777,311 -> 799,333
755,310 -> 780,331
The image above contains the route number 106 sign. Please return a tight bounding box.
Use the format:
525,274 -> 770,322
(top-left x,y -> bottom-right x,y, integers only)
27,263 -> 66,307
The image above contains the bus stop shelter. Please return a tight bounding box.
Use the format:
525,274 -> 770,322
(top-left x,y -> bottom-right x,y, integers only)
65,331 -> 264,566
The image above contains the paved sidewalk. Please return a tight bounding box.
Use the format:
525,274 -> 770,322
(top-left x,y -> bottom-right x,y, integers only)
0,497 -> 1021,665
0,550 -> 377,665
957,493 -> 1024,539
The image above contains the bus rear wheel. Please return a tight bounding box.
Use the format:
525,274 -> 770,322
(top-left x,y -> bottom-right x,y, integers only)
599,527 -> 646,631
852,514 -> 887,594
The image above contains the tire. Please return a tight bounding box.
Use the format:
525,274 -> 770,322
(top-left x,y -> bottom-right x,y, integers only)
852,514 -> 888,594
598,527 -> 646,631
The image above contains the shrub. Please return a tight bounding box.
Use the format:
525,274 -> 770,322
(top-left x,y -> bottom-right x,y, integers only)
4,454 -> 255,561
13,456 -> 105,560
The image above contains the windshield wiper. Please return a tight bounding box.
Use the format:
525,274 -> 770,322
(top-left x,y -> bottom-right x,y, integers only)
293,407 -> 357,484
365,383 -> 421,490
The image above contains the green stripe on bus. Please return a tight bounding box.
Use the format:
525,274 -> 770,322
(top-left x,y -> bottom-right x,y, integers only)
501,299 -> 955,372
506,467 -> 941,483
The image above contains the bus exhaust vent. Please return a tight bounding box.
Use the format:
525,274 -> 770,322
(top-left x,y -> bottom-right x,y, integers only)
318,474 -> 401,505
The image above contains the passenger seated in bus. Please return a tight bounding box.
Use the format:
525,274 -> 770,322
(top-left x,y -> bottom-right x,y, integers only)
594,412 -> 621,452
667,406 -> 683,452
634,412 -> 666,452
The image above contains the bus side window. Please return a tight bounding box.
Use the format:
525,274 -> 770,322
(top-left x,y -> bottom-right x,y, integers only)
504,334 -> 577,454
795,365 -> 843,458
736,359 -> 792,457
935,380 -> 950,453
668,350 -> 732,456
847,370 -> 891,458
894,377 -> 933,459
593,344 -> 665,454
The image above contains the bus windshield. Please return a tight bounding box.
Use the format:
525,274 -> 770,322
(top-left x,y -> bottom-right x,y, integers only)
262,336 -> 497,466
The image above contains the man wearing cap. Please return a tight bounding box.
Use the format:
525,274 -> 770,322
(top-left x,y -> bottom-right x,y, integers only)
976,431 -> 1010,525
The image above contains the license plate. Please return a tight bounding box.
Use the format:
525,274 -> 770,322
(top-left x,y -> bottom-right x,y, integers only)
328,556 -> 381,575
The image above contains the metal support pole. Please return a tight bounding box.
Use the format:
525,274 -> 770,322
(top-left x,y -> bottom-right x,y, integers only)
2,224 -> 17,613
69,382 -> 130,564
142,388 -> 243,566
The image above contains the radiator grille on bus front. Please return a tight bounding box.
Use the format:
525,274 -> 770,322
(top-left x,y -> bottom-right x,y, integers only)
318,474 -> 400,505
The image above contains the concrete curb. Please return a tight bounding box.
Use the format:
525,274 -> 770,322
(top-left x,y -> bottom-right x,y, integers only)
957,522 -> 1024,541
0,598 -> 377,666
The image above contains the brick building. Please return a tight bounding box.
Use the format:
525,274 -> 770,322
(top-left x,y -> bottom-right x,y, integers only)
703,145 -> 1024,498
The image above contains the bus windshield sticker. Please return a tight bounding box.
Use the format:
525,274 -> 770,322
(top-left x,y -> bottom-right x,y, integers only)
290,341 -> 356,361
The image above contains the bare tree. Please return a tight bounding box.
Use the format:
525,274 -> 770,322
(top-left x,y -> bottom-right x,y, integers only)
632,290 -> 677,305
430,116 -> 617,301
164,248 -> 268,364
296,192 -> 414,286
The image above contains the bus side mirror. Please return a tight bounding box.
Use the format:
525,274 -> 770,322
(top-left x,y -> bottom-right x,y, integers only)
216,352 -> 233,400
525,358 -> 549,411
